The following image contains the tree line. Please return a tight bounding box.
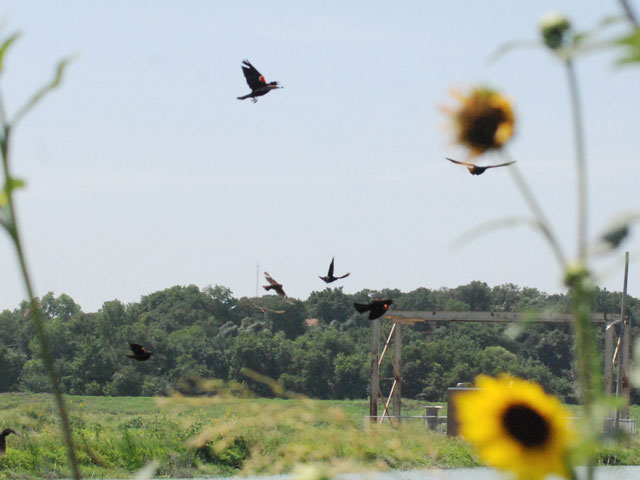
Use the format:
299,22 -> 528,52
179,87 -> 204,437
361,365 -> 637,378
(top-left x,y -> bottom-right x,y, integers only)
0,281 -> 637,403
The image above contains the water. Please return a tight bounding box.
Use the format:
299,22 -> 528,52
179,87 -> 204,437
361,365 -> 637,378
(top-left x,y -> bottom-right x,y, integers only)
161,467 -> 640,480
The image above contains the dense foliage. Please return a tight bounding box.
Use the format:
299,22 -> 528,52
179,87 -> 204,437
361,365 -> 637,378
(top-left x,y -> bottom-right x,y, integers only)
1,282 -> 637,402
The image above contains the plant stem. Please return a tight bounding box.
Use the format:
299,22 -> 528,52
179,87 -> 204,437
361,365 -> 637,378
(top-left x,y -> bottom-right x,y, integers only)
504,154 -> 567,267
569,280 -> 600,480
565,53 -> 598,480
1,128 -> 82,480
619,0 -> 640,27
565,58 -> 588,260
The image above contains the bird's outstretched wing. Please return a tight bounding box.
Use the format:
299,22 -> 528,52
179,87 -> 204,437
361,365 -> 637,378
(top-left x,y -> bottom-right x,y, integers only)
485,161 -> 516,169
353,302 -> 370,313
446,157 -> 474,167
241,59 -> 266,90
327,258 -> 335,277
335,272 -> 350,280
264,271 -> 279,286
129,343 -> 146,355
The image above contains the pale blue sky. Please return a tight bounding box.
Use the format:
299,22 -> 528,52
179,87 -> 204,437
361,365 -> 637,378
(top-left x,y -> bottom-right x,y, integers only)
1,1 -> 638,312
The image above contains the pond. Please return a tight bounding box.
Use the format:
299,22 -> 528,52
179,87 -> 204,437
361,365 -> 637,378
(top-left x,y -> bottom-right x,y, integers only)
163,466 -> 640,480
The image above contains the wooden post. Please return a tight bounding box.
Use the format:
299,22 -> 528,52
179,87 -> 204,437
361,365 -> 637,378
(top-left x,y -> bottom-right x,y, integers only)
369,318 -> 380,422
392,323 -> 403,421
604,324 -> 615,395
615,252 -> 630,426
621,252 -> 631,419
448,387 -> 478,436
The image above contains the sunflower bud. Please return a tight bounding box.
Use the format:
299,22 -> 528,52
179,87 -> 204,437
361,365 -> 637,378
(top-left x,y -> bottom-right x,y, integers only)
563,261 -> 590,289
540,12 -> 572,50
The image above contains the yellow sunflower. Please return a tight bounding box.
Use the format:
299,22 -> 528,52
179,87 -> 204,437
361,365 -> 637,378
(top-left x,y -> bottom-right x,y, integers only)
444,87 -> 515,157
455,375 -> 575,480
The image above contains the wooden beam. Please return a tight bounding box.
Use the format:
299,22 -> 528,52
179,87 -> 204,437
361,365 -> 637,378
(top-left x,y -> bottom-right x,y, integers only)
369,318 -> 380,422
379,380 -> 397,423
378,323 -> 396,367
393,323 -> 403,421
604,325 -> 615,395
386,311 -> 621,324
620,252 -> 631,420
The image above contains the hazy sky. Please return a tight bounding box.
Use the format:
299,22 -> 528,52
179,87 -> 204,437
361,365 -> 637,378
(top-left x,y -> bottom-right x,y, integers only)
1,1 -> 638,312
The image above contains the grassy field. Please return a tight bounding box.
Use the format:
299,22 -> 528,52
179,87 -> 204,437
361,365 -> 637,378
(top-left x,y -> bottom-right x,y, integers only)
0,392 -> 638,479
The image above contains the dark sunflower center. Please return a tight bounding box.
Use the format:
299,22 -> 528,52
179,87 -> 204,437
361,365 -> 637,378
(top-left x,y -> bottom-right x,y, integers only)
502,404 -> 550,448
462,107 -> 506,150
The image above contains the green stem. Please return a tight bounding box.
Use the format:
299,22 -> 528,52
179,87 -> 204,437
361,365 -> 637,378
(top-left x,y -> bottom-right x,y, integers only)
565,56 -> 597,480
569,280 -> 600,480
504,153 -> 567,267
619,0 -> 640,27
565,58 -> 588,260
1,129 -> 82,480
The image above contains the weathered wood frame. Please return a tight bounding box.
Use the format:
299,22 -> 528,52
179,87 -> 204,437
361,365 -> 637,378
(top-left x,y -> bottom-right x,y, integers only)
370,310 -> 627,423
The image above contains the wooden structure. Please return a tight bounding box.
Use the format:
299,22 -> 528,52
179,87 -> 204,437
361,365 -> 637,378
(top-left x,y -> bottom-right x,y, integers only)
369,318 -> 403,423
370,309 -> 627,424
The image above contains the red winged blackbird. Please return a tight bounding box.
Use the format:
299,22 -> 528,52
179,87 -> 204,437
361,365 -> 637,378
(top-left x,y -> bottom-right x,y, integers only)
446,157 -> 515,175
0,428 -> 19,455
319,257 -> 350,283
237,59 -> 282,103
353,299 -> 393,320
263,272 -> 287,298
127,343 -> 152,361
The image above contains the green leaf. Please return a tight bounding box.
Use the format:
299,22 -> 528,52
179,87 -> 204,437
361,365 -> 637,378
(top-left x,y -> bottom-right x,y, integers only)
487,39 -> 541,63
592,213 -> 640,255
0,32 -> 21,74
602,224 -> 629,248
0,176 -> 25,207
614,27 -> 640,65
450,215 -> 539,248
6,176 -> 25,192
11,55 -> 75,125
574,15 -> 623,46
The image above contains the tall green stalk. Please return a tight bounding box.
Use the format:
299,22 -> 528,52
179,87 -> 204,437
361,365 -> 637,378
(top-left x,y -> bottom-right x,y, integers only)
565,58 -> 588,261
565,48 -> 598,480
504,156 -> 567,268
0,43 -> 81,479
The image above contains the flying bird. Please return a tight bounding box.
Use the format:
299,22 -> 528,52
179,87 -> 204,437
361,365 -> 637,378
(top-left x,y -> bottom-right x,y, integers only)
251,302 -> 285,314
0,428 -> 19,456
237,59 -> 282,103
353,299 -> 393,320
127,343 -> 152,361
263,272 -> 287,298
319,257 -> 350,283
446,157 -> 515,175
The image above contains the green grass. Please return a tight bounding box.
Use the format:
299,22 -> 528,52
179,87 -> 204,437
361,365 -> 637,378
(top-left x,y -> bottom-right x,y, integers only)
0,393 -> 464,478
0,393 -> 639,479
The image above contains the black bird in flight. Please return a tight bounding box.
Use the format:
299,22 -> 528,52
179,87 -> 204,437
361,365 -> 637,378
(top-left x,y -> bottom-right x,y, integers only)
0,428 -> 19,456
127,343 -> 152,361
446,157 -> 515,175
263,272 -> 287,298
237,59 -> 282,103
319,257 -> 350,283
353,299 -> 393,320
